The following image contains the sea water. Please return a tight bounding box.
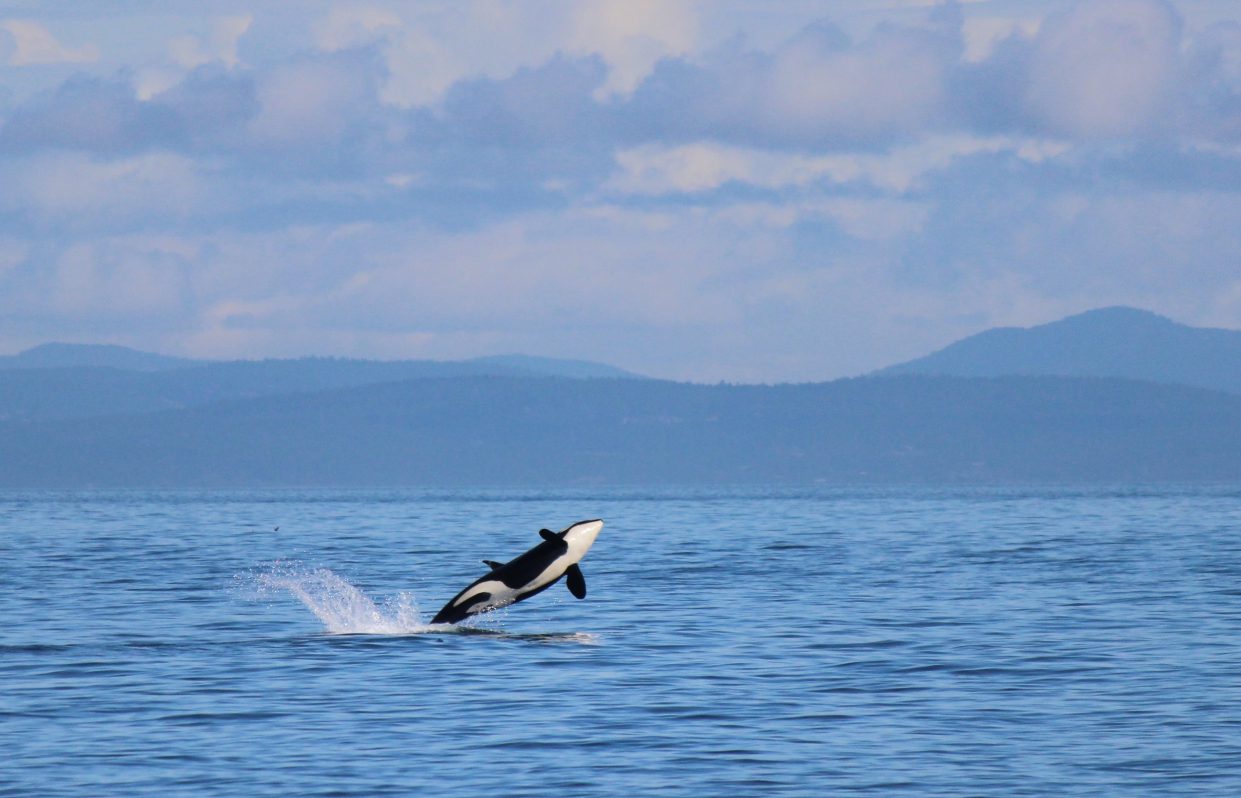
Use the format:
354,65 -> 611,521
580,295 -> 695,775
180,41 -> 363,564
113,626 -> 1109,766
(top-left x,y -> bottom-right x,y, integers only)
2,487 -> 1240,797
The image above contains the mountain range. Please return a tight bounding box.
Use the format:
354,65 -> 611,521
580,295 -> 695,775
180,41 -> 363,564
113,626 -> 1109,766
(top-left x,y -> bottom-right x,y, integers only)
2,307 -> 1240,487
0,348 -> 638,422
0,342 -> 637,378
878,306 -> 1241,394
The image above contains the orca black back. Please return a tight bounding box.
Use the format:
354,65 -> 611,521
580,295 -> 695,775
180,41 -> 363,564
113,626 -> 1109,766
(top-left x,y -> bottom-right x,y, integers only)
431,521 -> 602,625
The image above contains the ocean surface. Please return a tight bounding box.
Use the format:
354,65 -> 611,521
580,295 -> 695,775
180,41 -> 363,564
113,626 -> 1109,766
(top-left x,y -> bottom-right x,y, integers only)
2,486 -> 1240,797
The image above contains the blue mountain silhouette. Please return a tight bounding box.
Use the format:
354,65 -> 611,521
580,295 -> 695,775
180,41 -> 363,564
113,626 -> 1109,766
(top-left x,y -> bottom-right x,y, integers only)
877,307 -> 1241,394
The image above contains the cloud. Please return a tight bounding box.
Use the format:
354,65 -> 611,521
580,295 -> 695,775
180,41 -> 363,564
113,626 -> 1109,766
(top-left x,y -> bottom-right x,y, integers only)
605,135 -> 1068,196
0,48 -> 392,179
0,76 -> 180,154
567,0 -> 699,96
900,147 -> 1241,315
436,53 -> 610,147
0,25 -> 14,65
4,2 -> 1239,170
313,2 -> 574,109
2,2 -> 1241,379
0,152 -> 205,233
1184,20 -> 1241,142
626,18 -> 961,149
169,14 -> 252,69
961,15 -> 1040,62
0,19 -> 98,66
248,50 -> 386,148
49,241 -> 189,319
307,0 -> 700,109
1023,0 -> 1183,138
0,234 -> 197,341
960,0 -> 1241,143
150,67 -> 257,151
0,236 -> 28,280
5,149 -> 1241,380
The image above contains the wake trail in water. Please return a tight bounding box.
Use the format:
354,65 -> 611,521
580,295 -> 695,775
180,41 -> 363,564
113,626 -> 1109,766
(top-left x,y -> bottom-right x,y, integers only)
248,563 -> 444,634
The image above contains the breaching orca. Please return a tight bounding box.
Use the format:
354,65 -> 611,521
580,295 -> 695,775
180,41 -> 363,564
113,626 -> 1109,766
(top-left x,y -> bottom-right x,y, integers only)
431,519 -> 603,625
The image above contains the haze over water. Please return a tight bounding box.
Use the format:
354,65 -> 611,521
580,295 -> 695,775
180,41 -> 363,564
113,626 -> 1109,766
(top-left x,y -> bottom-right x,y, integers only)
3,487 -> 1240,796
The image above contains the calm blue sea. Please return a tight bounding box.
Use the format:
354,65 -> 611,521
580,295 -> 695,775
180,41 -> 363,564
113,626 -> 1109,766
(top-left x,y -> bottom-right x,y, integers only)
2,487 -> 1240,797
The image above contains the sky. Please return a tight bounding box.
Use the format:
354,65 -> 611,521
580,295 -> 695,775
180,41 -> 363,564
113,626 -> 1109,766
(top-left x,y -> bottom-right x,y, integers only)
1,0 -> 1240,382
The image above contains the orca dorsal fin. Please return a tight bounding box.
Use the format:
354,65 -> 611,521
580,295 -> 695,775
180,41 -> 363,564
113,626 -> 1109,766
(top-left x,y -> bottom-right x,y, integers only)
565,563 -> 587,599
538,528 -> 560,542
482,559 -> 505,570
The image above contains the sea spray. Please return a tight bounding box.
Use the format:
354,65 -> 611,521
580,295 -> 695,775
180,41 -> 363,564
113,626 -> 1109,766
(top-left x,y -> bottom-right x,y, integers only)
240,562 -> 593,640
247,561 -> 436,634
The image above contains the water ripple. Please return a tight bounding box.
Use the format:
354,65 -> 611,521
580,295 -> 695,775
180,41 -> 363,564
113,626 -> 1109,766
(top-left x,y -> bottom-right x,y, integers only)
2,486 -> 1240,797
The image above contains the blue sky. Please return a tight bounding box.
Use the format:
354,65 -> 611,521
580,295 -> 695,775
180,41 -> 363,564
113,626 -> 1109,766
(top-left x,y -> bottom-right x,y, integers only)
2,0 -> 1240,381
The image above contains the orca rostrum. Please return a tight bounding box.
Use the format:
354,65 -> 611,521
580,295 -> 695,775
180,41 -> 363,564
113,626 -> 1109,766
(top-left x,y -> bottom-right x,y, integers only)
431,519 -> 603,625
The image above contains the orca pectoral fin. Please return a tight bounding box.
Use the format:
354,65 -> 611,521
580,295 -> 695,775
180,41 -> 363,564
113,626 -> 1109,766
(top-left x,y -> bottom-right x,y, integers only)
482,559 -> 505,570
565,563 -> 587,599
539,528 -> 559,542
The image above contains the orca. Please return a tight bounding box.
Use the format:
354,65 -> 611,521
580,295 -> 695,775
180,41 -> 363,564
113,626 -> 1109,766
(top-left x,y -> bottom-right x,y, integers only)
431,519 -> 603,625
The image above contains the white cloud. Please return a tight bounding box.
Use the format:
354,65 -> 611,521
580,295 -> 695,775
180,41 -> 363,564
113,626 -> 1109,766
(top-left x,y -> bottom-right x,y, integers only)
2,2 -> 1241,379
313,7 -> 402,52
248,53 -> 378,145
962,15 -> 1041,61
1024,0 -> 1183,137
0,25 -> 14,64
136,16 -> 254,102
0,237 -> 28,280
3,152 -> 204,227
45,238 -> 191,320
762,21 -> 955,142
169,15 -> 252,69
815,198 -> 929,241
311,1 -> 694,107
607,136 -> 1070,196
373,26 -> 468,108
0,19 -> 98,65
6,171 -> 1241,381
314,2 -> 573,108
325,209 -> 747,332
568,0 -> 699,96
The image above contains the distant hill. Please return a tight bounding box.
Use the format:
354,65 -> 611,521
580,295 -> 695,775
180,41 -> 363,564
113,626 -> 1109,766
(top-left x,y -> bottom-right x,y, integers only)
0,343 -> 200,371
2,374 -> 1240,487
0,347 -> 641,421
464,354 -> 637,380
6,326 -> 1241,488
876,307 -> 1241,394
0,343 -> 636,378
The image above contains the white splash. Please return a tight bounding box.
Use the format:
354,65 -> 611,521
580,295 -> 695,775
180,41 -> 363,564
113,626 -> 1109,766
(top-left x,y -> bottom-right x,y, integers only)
242,561 -> 599,643
253,563 -> 442,634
